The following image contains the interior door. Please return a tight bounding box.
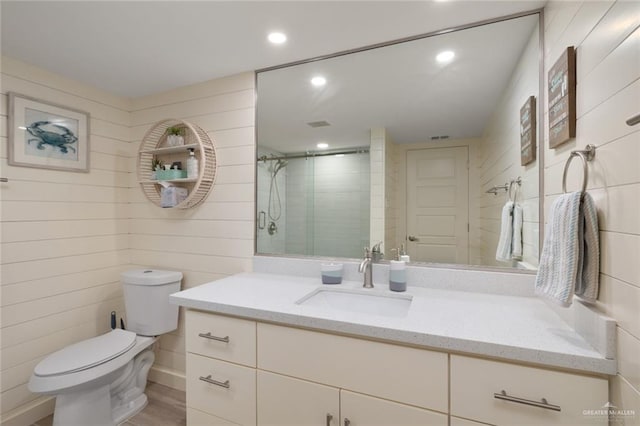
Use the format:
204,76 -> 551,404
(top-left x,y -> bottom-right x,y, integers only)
406,147 -> 469,264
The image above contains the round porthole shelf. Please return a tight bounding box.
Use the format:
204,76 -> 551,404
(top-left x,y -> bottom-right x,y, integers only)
137,118 -> 217,209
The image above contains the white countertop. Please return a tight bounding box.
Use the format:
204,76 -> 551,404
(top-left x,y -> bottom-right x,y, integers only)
170,272 -> 616,375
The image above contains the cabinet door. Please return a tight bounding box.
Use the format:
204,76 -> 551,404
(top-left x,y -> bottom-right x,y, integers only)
340,390 -> 447,426
450,417 -> 493,426
257,371 -> 339,426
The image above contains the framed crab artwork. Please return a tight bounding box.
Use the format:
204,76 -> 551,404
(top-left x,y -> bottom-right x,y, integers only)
8,92 -> 90,172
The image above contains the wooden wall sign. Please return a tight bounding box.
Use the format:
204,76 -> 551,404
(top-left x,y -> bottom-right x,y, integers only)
520,95 -> 536,166
548,46 -> 576,148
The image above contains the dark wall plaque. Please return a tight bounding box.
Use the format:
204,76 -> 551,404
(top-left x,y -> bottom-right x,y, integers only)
520,95 -> 536,166
548,46 -> 576,148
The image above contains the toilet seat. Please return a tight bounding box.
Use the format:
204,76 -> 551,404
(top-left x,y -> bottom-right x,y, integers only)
34,329 -> 136,377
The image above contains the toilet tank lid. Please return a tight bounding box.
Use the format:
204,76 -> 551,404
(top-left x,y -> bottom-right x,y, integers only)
34,329 -> 136,377
121,269 -> 183,286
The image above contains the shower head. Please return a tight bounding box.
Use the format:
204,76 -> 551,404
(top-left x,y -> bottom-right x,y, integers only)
273,159 -> 288,175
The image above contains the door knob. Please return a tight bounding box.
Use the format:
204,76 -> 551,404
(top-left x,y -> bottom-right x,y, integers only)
408,235 -> 419,242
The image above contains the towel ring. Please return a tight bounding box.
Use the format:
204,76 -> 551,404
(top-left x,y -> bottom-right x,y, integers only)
562,144 -> 596,194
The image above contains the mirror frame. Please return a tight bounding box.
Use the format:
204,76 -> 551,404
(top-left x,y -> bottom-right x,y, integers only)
253,8 -> 545,275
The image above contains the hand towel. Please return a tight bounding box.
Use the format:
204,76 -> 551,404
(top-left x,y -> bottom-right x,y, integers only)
511,203 -> 523,260
574,193 -> 599,303
535,192 -> 600,306
496,201 -> 514,262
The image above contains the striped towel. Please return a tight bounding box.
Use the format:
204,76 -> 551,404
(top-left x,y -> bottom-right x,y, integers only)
535,192 -> 600,306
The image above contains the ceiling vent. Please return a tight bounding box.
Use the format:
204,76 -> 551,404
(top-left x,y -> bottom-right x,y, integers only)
307,120 -> 331,128
431,135 -> 450,140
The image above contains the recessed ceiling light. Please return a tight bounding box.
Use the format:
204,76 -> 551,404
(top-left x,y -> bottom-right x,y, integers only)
317,142 -> 329,149
268,32 -> 287,44
436,50 -> 455,63
311,76 -> 327,87
335,154 -> 345,157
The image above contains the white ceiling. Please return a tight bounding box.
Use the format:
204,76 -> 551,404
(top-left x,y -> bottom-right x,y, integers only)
1,1 -> 545,99
257,13 -> 539,152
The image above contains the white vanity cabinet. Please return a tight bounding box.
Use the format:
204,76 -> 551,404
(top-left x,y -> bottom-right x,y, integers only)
450,355 -> 608,425
183,310 -> 608,426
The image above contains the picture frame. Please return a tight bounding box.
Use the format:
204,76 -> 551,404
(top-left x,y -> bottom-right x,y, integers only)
8,92 -> 90,172
520,95 -> 536,166
548,46 -> 576,148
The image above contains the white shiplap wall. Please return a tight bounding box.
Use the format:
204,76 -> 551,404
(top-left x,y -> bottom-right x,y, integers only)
128,72 -> 256,390
542,0 -> 640,419
479,23 -> 540,268
0,56 -> 132,425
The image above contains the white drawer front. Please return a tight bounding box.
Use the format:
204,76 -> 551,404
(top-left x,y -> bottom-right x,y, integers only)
186,310 -> 256,367
257,323 -> 448,413
187,353 -> 256,426
451,355 -> 608,426
187,407 -> 240,426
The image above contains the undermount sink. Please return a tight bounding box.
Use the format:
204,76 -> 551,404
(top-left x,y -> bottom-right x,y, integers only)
296,287 -> 412,318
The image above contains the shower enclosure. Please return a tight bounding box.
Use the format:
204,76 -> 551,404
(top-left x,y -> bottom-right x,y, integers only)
256,149 -> 370,258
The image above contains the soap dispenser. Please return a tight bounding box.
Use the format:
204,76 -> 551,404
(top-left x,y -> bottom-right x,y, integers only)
187,148 -> 199,179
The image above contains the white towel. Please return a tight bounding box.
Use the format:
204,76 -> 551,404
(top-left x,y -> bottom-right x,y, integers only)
535,192 -> 600,306
511,203 -> 523,260
496,201 -> 514,262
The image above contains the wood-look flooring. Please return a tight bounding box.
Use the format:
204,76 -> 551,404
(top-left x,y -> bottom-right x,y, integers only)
31,382 -> 186,426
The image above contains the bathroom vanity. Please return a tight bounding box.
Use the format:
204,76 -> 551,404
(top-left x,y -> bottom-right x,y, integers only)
171,272 -> 614,426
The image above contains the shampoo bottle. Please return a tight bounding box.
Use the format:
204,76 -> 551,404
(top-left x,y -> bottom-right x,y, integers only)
187,148 -> 199,179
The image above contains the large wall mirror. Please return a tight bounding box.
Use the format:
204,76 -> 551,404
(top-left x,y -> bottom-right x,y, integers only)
256,11 -> 542,272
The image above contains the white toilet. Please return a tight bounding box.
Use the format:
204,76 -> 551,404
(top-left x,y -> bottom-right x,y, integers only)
29,269 -> 182,426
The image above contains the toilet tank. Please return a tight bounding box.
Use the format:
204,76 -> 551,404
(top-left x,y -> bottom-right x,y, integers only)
121,269 -> 182,336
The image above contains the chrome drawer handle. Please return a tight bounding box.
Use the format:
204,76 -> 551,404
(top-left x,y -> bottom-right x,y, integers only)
199,374 -> 230,389
198,332 -> 230,343
326,413 -> 333,426
494,390 -> 561,412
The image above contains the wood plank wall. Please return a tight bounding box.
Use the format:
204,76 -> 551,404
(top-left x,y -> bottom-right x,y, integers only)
128,72 -> 256,391
543,1 -> 640,418
479,23 -> 540,268
0,56 -> 132,425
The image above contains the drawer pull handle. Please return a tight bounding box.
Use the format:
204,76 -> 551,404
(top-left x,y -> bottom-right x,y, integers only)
494,390 -> 561,412
199,374 -> 230,389
344,418 -> 351,426
198,332 -> 230,343
326,413 -> 333,426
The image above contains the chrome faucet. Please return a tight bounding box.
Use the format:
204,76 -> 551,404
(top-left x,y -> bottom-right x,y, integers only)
358,247 -> 374,288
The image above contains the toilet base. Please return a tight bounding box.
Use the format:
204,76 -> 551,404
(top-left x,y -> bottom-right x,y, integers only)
50,345 -> 155,426
53,384 -> 113,426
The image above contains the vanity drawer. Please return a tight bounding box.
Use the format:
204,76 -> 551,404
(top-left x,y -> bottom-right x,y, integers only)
450,355 -> 608,425
186,353 -> 256,426
187,407 -> 240,426
186,310 -> 256,367
257,323 -> 448,413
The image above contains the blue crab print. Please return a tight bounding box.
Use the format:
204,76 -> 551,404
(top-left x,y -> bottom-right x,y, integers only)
26,121 -> 78,154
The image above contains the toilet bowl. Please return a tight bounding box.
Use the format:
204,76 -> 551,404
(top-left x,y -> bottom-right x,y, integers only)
29,269 -> 182,426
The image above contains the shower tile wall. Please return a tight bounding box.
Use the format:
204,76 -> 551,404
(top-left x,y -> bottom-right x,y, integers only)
286,153 -> 370,258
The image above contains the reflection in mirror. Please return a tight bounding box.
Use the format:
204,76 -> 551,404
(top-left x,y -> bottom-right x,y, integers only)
256,12 -> 541,271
